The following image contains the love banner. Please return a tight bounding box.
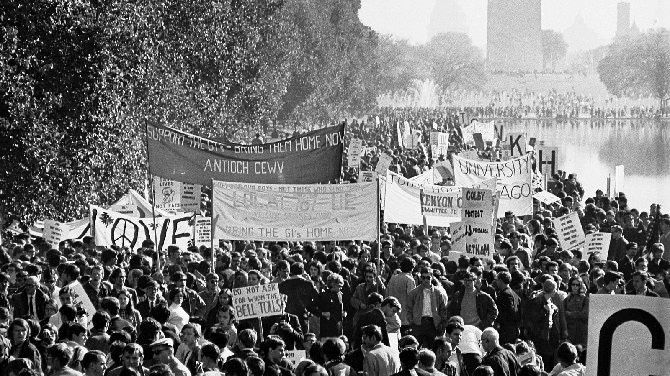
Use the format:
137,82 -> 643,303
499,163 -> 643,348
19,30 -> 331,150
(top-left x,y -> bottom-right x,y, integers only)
452,153 -> 533,217
90,205 -> 193,250
146,122 -> 344,186
212,181 -> 378,241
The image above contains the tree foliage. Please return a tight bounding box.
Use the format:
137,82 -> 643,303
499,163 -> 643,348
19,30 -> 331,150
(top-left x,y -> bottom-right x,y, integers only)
598,30 -> 670,108
542,30 -> 567,71
422,33 -> 487,92
0,0 -> 383,223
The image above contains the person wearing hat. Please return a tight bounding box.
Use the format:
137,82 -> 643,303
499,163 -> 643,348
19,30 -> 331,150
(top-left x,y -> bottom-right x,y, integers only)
150,338 -> 190,376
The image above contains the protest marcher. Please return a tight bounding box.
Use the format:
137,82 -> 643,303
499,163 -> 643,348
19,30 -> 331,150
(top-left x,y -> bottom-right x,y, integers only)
150,338 -> 190,376
480,328 -> 520,376
405,268 -> 448,348
362,325 -> 400,376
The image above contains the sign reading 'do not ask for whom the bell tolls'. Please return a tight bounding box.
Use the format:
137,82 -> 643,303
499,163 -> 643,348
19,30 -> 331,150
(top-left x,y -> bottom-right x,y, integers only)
231,283 -> 285,320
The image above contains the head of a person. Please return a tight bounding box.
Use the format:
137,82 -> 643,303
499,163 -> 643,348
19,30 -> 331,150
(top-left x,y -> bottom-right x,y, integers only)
361,325 -> 382,348
238,329 -> 258,350
68,323 -> 87,345
632,271 -> 650,294
367,292 -> 383,308
472,366 -> 495,376
417,349 -> 438,371
81,350 -> 107,376
381,297 -> 401,318
7,358 -> 33,376
47,343 -> 72,370
652,243 -> 665,259
327,273 -> 344,292
444,321 -> 464,347
398,347 -> 419,370
556,342 -> 579,366
123,344 -> 144,369
431,337 -> 453,361
264,337 -> 285,365
100,297 -> 121,316
603,271 -> 623,291
398,335 -> 419,351
150,338 -> 174,364
480,328 -> 500,353
321,338 -> 346,362
180,323 -> 201,346
419,267 -> 433,287
9,318 -> 30,346
148,364 -> 174,376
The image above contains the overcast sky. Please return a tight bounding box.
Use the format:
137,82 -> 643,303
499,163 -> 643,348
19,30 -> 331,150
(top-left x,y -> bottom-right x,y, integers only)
359,0 -> 670,50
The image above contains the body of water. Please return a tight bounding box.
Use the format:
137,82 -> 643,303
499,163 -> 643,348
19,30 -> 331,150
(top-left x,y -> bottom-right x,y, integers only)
500,119 -> 670,212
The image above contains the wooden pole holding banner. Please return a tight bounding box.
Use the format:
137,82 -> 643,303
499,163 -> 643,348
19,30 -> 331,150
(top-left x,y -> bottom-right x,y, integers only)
419,188 -> 428,238
144,119 -> 160,272
376,175 -> 382,275
607,174 -> 611,198
210,179 -> 216,273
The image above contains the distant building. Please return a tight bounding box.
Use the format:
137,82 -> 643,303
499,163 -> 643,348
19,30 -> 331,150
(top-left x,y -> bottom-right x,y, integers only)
616,2 -> 630,38
427,0 -> 469,40
487,0 -> 542,72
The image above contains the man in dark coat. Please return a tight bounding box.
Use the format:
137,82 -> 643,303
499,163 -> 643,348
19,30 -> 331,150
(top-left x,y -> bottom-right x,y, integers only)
352,292 -> 389,350
493,271 -> 521,345
12,276 -> 47,320
481,328 -> 520,376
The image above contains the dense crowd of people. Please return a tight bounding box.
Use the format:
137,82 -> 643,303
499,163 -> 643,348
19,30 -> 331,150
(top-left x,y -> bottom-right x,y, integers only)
2,108 -> 667,376
379,88 -> 669,119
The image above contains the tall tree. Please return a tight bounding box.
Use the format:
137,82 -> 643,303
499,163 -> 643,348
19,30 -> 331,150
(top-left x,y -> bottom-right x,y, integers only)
598,30 -> 670,109
542,30 -> 568,71
421,33 -> 487,92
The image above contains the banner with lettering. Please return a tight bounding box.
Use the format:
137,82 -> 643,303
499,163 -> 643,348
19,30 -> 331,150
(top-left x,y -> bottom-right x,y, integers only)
153,177 -> 202,214
43,220 -> 73,248
452,154 -> 533,217
231,283 -> 285,320
90,205 -> 193,250
146,122 -> 344,185
385,172 -> 496,226
212,181 -> 377,241
461,187 -> 496,225
193,217 -> 212,248
583,232 -> 611,260
450,221 -> 494,262
552,212 -> 586,251
409,169 -> 435,186
586,295 -> 670,376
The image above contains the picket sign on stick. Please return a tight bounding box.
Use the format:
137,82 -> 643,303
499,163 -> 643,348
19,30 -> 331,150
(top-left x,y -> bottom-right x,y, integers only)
552,212 -> 586,251
231,283 -> 285,320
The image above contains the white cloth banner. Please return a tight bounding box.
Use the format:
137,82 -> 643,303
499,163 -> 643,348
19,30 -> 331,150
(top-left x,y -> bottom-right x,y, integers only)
533,191 -> 561,205
385,171 -> 461,226
231,283 -> 284,320
462,121 -> 496,145
409,169 -> 435,186
384,172 -> 495,226
552,212 -> 586,251
452,154 -> 533,217
583,232 -> 612,260
586,295 -> 670,376
212,181 -> 378,241
90,205 -> 193,250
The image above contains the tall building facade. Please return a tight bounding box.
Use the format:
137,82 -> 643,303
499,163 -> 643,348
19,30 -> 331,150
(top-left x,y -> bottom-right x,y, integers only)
487,0 -> 543,72
616,2 -> 630,38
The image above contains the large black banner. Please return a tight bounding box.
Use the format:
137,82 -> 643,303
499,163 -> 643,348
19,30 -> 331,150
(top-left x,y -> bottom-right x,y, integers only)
146,122 -> 344,185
